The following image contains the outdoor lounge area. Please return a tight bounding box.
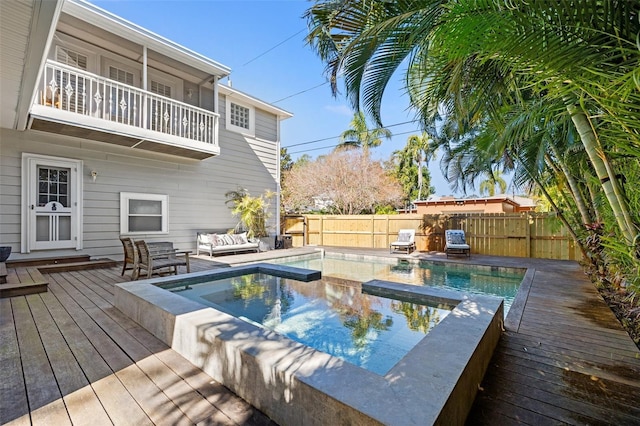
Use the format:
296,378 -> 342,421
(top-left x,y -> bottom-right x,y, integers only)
2,247 -> 639,425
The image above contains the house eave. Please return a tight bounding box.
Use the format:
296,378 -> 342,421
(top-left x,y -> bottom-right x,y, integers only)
220,85 -> 293,120
63,0 -> 231,79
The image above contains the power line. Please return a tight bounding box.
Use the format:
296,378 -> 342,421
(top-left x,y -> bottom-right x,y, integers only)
242,28 -> 306,67
287,128 -> 424,155
272,81 -> 329,103
285,120 -> 419,148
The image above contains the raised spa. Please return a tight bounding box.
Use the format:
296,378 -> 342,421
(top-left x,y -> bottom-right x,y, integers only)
115,261 -> 505,425
161,272 -> 453,375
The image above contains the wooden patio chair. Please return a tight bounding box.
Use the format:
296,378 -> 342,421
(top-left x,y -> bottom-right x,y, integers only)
390,229 -> 416,254
134,240 -> 191,280
445,229 -> 471,258
119,236 -> 138,277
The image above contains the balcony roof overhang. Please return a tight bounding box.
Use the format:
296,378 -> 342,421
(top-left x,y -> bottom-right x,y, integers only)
63,0 -> 231,79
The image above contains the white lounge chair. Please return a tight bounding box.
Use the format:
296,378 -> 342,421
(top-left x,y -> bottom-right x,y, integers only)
445,229 -> 470,258
390,229 -> 416,254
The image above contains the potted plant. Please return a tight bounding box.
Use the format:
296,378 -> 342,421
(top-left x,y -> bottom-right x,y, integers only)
225,188 -> 275,251
0,246 -> 11,262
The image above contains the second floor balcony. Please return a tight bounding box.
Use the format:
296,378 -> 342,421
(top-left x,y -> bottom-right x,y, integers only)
30,60 -> 220,159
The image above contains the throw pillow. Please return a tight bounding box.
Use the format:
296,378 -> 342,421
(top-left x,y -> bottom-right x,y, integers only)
218,234 -> 235,246
200,233 -> 216,246
232,234 -> 245,245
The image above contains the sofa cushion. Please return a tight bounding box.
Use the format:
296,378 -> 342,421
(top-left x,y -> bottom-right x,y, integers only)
216,234 -> 236,246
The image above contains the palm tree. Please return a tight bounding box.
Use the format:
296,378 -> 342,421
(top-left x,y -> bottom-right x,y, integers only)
405,132 -> 435,200
479,170 -> 507,197
337,110 -> 392,153
305,0 -> 639,248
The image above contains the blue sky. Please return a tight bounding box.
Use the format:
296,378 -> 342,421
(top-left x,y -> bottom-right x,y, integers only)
90,0 -> 464,196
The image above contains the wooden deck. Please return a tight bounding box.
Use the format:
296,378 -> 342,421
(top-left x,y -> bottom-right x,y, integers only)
1,249 -> 639,425
0,257 -> 275,426
463,256 -> 640,425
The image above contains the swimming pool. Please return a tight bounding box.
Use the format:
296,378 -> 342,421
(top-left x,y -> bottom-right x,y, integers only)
167,272 -> 452,375
115,259 -> 506,425
269,253 -> 524,315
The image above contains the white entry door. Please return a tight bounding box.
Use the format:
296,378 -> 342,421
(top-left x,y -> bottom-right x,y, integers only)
22,154 -> 83,252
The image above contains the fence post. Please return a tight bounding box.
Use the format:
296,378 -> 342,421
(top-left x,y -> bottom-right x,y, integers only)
526,213 -> 532,258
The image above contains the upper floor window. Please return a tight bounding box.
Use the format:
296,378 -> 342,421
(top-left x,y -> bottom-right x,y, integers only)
226,98 -> 255,136
109,66 -> 134,86
151,80 -> 172,98
56,47 -> 87,70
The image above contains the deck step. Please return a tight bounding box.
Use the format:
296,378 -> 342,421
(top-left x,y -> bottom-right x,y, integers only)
6,255 -> 91,268
0,258 -> 117,298
0,262 -> 7,284
37,258 -> 117,273
0,266 -> 47,298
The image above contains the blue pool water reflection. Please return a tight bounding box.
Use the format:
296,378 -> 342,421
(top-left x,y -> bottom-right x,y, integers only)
170,272 -> 452,375
270,256 -> 524,315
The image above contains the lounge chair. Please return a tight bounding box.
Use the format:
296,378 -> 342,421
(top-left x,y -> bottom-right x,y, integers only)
390,229 -> 416,254
134,240 -> 191,279
445,229 -> 470,258
119,236 -> 138,277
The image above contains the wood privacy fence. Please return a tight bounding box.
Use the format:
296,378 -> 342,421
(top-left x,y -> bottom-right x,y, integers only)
282,213 -> 582,261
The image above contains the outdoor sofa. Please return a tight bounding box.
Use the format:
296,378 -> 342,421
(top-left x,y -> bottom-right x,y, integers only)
196,232 -> 260,256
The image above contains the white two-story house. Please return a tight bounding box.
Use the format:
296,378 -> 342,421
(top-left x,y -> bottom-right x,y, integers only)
0,0 -> 292,261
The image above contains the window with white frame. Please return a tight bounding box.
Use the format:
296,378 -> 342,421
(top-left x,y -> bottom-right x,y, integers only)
120,192 -> 168,234
225,97 -> 255,135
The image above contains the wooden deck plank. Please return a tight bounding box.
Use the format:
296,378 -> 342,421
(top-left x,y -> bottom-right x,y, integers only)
46,267 -> 264,425
488,349 -> 640,412
0,298 -> 30,425
46,274 -> 136,372
11,296 -> 71,426
114,363 -> 189,426
154,349 -> 275,426
467,254 -> 640,425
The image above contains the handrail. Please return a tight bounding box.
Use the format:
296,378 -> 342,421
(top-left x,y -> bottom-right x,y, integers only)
37,60 -> 219,146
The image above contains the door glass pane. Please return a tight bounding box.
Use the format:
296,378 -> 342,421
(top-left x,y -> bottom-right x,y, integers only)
129,200 -> 162,215
58,216 -> 71,240
38,166 -> 71,207
129,216 -> 162,232
36,216 -> 50,241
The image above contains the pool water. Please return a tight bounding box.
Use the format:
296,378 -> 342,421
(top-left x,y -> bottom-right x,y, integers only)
171,272 -> 451,375
270,256 -> 523,315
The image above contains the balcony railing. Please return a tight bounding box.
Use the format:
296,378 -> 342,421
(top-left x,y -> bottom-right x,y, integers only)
36,60 -> 218,147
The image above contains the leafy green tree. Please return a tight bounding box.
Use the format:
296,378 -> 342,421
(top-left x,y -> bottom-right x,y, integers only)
280,147 -> 293,172
392,132 -> 435,204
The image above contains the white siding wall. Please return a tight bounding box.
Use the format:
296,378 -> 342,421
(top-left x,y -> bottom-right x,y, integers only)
0,99 -> 280,260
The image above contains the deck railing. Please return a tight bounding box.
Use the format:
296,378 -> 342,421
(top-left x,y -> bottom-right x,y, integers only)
36,60 -> 218,146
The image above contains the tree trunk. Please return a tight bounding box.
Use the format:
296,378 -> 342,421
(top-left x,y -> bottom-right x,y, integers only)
547,147 -> 593,226
567,105 -> 637,245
